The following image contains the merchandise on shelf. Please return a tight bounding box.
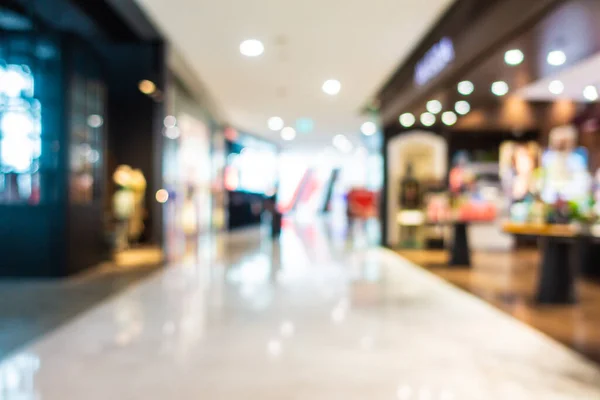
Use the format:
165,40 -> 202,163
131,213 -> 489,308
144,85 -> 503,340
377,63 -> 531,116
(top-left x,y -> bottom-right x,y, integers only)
541,125 -> 591,206
504,125 -> 598,225
446,151 -> 498,223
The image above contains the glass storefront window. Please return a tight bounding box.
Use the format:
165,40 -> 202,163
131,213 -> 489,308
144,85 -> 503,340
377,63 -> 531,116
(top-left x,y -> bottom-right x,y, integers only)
68,48 -> 105,204
0,64 -> 42,204
0,30 -> 62,205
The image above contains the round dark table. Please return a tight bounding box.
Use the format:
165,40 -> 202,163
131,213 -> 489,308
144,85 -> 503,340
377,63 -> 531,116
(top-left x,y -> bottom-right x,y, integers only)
503,223 -> 581,305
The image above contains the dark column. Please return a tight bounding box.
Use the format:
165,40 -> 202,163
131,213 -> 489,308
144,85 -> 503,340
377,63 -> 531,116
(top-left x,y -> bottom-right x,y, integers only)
103,41 -> 166,245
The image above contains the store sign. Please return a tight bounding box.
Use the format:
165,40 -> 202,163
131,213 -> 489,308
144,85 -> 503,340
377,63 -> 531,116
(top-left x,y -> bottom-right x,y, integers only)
414,37 -> 455,86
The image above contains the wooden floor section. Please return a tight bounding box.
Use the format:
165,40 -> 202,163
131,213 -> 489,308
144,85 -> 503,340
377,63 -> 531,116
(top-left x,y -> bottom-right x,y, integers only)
398,249 -> 600,364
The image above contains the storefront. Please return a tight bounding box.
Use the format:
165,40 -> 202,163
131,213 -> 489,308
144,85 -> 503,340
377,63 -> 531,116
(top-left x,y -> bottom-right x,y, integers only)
0,0 -> 166,276
375,0 -> 600,358
223,128 -> 278,230
379,0 -> 600,252
161,71 -> 226,256
276,147 -> 378,220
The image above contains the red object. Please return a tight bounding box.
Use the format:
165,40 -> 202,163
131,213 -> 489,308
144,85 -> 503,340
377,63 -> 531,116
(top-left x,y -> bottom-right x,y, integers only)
29,187 -> 40,205
300,170 -> 319,204
457,201 -> 496,222
224,127 -> 239,141
347,189 -> 378,219
449,167 -> 465,193
426,198 -> 451,223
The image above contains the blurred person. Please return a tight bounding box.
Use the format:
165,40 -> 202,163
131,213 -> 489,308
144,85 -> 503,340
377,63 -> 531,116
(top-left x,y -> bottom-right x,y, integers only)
128,169 -> 147,244
264,188 -> 281,239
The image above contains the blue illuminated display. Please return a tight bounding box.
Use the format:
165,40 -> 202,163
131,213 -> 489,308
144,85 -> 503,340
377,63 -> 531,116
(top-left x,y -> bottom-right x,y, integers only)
0,64 -> 41,174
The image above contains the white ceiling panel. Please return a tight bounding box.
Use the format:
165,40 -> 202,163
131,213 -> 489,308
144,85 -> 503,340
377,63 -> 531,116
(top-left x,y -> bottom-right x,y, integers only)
135,0 -> 454,146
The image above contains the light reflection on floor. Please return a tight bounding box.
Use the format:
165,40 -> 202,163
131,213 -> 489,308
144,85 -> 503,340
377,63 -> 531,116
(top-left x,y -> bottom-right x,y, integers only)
0,218 -> 599,399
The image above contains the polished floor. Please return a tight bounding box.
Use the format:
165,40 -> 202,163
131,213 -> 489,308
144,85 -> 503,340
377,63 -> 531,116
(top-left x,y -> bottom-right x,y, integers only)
1,222 -> 600,399
399,249 -> 600,364
0,247 -> 161,359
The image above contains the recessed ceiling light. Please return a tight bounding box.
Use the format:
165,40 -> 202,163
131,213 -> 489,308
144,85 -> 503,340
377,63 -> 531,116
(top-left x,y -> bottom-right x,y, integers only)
426,100 -> 442,114
360,121 -> 377,136
548,80 -> 564,95
583,85 -> 598,101
280,126 -> 296,141
420,112 -> 436,127
333,134 -> 345,147
491,81 -> 509,96
504,49 -> 524,66
547,50 -> 566,66
240,39 -> 264,57
399,113 -> 415,128
455,100 -> 471,115
341,143 -> 353,153
355,146 -> 368,157
333,134 -> 352,152
322,79 -> 341,95
457,81 -> 474,96
268,116 -> 284,131
442,111 -> 457,126
138,79 -> 156,95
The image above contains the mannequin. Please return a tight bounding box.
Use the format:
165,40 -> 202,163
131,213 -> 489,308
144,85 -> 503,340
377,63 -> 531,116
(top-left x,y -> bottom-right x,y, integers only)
113,165 -> 135,251
128,169 -> 147,244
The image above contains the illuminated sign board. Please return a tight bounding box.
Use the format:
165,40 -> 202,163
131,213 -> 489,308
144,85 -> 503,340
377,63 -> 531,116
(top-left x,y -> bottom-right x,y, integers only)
414,37 -> 455,86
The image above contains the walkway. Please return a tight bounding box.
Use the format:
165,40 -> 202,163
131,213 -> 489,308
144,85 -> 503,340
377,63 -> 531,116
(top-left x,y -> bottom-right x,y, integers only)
1,222 -> 599,399
0,247 -> 161,359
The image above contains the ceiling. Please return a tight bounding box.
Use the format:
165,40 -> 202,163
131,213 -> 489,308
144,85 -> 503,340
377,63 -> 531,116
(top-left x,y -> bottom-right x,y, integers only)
134,0 -> 454,147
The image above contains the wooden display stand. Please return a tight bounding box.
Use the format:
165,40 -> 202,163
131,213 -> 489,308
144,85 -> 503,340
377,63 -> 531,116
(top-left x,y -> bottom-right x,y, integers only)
503,222 -> 582,304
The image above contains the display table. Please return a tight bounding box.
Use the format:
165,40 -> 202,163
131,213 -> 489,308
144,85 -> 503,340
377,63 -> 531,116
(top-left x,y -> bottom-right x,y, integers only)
424,218 -> 503,268
502,222 -> 578,238
449,222 -> 471,267
425,220 -> 484,268
502,222 -> 579,304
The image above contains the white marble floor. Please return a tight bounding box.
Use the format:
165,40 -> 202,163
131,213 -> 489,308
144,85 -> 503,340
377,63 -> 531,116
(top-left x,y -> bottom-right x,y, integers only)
1,221 -> 600,399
